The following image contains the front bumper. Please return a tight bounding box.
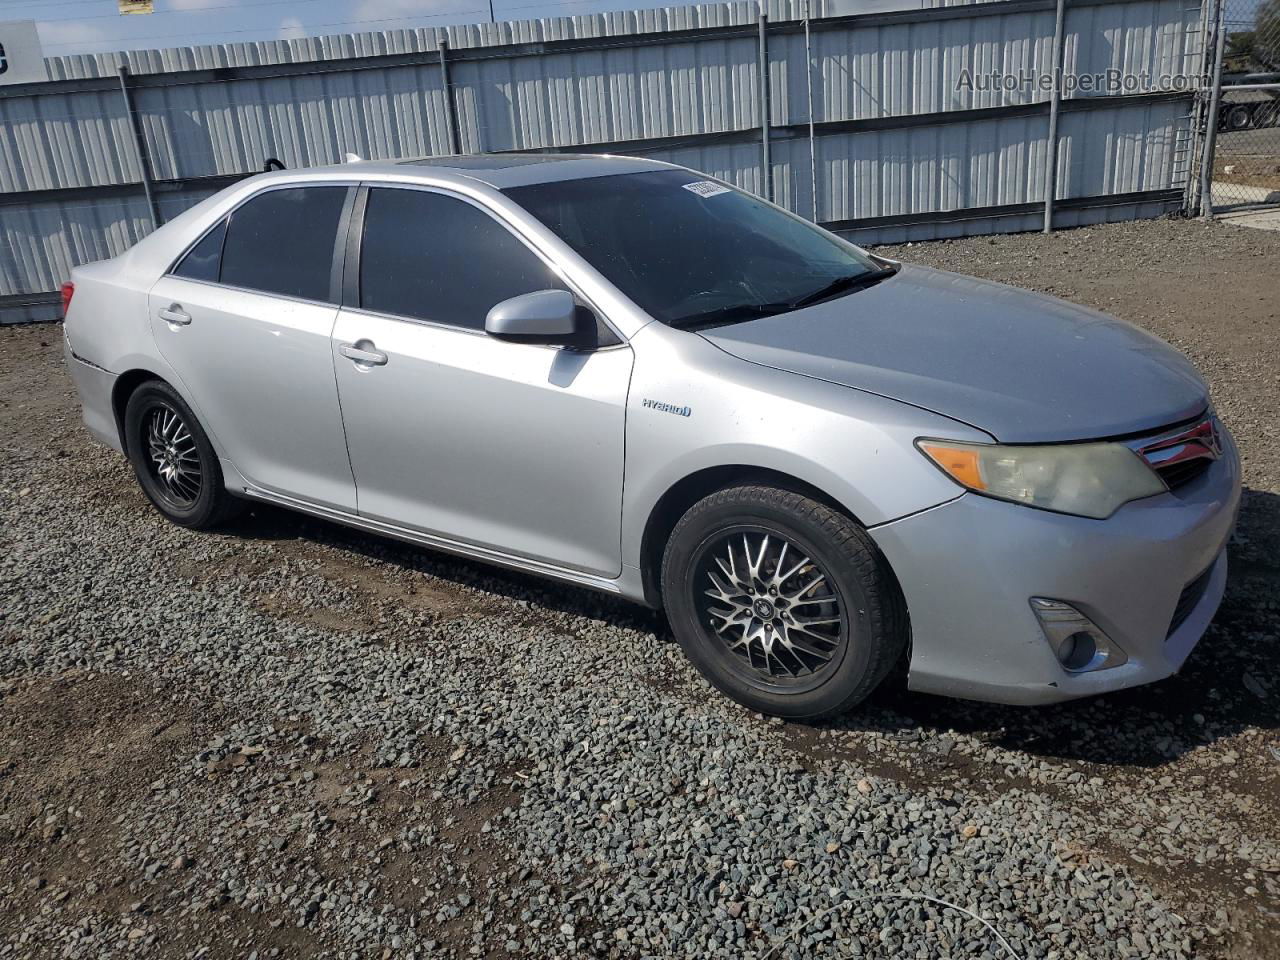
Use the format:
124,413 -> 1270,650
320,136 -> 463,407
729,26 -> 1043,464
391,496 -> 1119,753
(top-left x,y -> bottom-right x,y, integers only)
871,426 -> 1241,705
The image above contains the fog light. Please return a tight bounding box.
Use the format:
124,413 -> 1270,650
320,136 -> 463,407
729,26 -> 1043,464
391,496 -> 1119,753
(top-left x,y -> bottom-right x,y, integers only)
1030,598 -> 1127,673
1056,631 -> 1096,671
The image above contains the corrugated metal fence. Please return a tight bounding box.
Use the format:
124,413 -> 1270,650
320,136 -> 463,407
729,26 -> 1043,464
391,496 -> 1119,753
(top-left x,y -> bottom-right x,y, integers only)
1,0 -> 1208,323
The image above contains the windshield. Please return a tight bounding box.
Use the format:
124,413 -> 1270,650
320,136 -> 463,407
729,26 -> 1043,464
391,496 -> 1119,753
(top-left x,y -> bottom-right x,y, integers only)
504,169 -> 884,328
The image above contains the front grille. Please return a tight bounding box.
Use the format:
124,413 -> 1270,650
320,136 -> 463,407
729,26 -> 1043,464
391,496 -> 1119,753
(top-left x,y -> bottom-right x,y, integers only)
1154,457 -> 1212,491
1133,416 -> 1221,494
1168,565 -> 1214,638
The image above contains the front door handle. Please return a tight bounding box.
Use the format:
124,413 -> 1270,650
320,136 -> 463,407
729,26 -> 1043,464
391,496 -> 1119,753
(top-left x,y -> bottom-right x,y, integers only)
339,341 -> 388,367
158,304 -> 192,326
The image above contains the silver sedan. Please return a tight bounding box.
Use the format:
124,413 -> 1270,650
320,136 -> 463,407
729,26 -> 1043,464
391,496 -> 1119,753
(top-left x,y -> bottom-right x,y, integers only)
63,153 -> 1240,718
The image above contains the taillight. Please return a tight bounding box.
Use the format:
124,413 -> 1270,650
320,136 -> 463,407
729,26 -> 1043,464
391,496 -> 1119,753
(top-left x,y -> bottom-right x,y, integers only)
60,281 -> 75,317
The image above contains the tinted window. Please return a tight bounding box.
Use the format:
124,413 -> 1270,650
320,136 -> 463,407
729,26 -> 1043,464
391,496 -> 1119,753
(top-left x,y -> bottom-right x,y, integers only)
221,187 -> 347,301
360,188 -> 559,330
506,170 -> 880,328
172,219 -> 226,282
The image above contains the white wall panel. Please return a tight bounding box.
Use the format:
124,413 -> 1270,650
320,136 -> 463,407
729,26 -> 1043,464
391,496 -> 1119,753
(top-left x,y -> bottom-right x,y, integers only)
1,0 -> 1200,308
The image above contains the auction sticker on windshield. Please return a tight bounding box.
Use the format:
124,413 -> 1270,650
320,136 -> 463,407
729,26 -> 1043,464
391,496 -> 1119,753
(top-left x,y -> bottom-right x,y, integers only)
682,180 -> 731,198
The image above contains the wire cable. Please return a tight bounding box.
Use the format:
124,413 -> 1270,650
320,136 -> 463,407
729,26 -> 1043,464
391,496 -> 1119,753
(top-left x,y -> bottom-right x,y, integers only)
40,8 -> 494,48
33,0 -> 334,24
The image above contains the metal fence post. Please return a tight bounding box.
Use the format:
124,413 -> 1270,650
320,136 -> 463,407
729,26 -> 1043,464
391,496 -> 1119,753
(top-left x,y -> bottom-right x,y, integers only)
758,10 -> 772,202
117,65 -> 161,230
438,36 -> 462,155
1198,0 -> 1228,219
1042,0 -> 1067,233
804,1 -> 818,221
1181,0 -> 1215,215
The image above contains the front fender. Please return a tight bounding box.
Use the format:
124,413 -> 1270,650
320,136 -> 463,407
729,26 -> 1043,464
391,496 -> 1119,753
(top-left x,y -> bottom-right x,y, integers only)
619,323 -> 991,574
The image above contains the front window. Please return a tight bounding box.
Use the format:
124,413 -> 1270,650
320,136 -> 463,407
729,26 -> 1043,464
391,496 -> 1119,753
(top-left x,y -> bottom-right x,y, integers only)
505,169 -> 885,328
359,187 -> 560,331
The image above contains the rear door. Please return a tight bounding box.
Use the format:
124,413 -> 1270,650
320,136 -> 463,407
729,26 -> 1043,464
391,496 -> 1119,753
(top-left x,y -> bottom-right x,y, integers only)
330,185 -> 633,577
148,184 -> 357,511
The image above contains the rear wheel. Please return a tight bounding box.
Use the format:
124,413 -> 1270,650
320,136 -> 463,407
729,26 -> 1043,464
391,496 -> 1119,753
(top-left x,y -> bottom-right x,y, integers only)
124,381 -> 241,529
661,485 -> 907,720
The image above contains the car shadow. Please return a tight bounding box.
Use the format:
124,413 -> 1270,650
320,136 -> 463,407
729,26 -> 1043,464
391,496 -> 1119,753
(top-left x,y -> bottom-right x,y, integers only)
215,499 -> 664,635
217,486 -> 1279,770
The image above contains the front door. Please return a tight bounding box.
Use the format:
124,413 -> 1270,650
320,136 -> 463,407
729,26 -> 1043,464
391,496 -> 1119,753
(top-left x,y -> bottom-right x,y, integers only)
148,184 -> 356,511
331,185 -> 632,577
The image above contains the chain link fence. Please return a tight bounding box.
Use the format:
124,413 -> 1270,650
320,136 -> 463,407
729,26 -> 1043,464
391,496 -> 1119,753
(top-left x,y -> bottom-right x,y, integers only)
1210,0 -> 1280,207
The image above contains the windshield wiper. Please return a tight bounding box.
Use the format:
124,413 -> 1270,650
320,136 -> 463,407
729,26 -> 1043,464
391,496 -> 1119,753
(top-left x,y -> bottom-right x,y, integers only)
667,263 -> 901,330
785,263 -> 900,310
666,301 -> 794,330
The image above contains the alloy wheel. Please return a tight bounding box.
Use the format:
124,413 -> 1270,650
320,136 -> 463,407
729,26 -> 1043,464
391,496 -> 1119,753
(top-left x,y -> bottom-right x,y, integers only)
693,528 -> 848,689
144,404 -> 203,507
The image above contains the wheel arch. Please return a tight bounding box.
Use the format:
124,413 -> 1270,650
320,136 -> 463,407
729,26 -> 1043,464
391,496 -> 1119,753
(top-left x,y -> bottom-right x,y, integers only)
111,367 -> 216,456
111,368 -> 167,449
637,464 -> 869,608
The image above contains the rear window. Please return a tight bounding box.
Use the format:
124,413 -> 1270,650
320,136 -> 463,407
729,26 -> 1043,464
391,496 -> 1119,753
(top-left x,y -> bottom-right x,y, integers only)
171,219 -> 226,283
219,187 -> 347,302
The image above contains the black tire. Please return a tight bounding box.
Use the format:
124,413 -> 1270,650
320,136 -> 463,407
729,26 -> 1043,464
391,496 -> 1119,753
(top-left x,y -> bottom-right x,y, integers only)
1225,104 -> 1253,131
123,380 -> 242,530
661,484 -> 907,720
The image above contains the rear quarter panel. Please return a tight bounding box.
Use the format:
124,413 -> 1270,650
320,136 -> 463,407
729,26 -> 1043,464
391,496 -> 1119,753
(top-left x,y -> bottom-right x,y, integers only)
61,179 -> 282,455
64,260 -> 157,371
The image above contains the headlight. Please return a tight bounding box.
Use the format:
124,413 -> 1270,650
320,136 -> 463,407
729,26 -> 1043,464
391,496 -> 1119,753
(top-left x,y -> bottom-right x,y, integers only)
916,439 -> 1166,519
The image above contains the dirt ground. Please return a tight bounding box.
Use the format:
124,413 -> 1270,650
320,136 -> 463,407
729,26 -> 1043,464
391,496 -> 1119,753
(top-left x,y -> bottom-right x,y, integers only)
1,214 -> 1279,958
1214,126 -> 1280,192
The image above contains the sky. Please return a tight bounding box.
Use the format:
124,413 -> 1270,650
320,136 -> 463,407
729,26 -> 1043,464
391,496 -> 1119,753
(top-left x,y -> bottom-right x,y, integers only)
2,0 -> 1268,58
0,0 -> 698,56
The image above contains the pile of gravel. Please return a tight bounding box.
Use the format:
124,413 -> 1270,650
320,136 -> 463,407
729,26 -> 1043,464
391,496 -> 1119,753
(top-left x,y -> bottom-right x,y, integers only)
0,446 -> 1210,958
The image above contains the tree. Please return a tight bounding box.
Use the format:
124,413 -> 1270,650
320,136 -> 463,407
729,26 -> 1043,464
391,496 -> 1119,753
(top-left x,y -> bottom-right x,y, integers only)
1224,29 -> 1256,72
1256,0 -> 1280,71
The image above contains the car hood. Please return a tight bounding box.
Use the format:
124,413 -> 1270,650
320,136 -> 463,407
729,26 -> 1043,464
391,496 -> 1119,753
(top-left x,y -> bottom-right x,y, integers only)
701,264 -> 1208,442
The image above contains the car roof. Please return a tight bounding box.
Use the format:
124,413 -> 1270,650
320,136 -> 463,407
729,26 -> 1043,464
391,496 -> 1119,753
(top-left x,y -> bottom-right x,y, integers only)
288,152 -> 673,190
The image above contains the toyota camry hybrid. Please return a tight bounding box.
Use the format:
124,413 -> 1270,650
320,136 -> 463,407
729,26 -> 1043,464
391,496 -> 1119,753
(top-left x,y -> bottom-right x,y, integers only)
62,153 -> 1241,719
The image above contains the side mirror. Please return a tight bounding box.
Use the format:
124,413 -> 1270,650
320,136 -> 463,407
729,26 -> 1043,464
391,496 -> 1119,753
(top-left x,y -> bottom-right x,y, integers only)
485,289 -> 594,348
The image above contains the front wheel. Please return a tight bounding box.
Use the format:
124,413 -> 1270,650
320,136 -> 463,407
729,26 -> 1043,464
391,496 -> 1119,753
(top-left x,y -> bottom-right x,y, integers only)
661,485 -> 907,720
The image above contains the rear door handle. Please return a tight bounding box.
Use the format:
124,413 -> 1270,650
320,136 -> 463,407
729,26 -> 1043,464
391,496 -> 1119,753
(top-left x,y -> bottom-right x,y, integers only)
158,304 -> 192,326
339,341 -> 388,366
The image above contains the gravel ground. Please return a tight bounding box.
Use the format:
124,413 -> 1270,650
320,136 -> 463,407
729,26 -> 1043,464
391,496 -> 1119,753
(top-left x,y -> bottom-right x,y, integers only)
1,216 -> 1278,959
